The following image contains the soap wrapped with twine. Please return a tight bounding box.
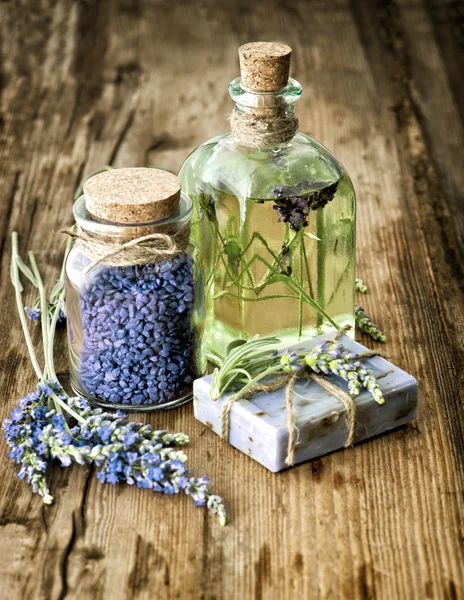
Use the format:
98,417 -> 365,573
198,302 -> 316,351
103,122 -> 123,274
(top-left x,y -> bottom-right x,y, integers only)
220,328 -> 385,466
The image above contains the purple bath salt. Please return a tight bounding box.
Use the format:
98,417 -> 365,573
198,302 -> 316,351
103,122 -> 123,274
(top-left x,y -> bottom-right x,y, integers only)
78,255 -> 195,406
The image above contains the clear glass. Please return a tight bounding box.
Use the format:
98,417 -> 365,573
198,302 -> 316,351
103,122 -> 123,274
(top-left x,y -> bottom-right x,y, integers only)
179,77 -> 356,360
65,193 -> 206,411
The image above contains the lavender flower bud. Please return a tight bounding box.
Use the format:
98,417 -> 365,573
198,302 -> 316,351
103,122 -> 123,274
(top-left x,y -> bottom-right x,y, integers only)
355,304 -> 387,343
355,278 -> 367,294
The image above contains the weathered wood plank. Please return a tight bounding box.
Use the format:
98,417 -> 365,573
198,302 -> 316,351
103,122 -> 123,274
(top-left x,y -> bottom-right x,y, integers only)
0,0 -> 462,599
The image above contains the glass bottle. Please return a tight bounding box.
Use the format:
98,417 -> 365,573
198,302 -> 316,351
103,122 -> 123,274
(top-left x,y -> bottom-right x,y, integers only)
179,42 -> 356,360
65,168 -> 205,411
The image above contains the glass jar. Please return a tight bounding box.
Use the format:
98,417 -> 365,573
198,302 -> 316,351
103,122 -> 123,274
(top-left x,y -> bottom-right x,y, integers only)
179,42 -> 356,361
65,168 -> 205,411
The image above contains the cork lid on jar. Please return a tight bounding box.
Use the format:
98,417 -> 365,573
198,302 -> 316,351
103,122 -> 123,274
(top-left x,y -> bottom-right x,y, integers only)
83,167 -> 181,224
238,42 -> 292,92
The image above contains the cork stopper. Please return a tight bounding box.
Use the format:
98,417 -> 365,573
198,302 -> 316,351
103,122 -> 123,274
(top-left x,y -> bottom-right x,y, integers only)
83,168 -> 181,223
238,42 -> 292,92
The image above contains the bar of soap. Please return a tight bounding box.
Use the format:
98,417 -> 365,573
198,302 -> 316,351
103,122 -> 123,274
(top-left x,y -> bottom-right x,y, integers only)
193,334 -> 418,472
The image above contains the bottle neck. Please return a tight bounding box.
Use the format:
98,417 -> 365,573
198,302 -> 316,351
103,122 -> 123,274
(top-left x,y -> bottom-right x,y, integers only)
228,77 -> 302,148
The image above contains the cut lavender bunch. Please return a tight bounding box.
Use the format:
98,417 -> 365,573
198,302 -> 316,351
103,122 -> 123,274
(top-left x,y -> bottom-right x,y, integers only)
3,387 -> 226,523
5,229 -> 226,525
355,278 -> 387,343
355,304 -> 387,343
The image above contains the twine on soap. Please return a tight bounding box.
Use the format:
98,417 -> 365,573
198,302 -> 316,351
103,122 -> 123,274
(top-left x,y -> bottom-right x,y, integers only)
221,373 -> 290,443
61,223 -> 190,273
284,373 -> 299,466
230,107 -> 299,148
220,326 -> 383,466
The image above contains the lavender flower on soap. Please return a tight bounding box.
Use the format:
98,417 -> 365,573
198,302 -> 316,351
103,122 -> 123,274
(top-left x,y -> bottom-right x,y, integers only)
211,333 -> 384,406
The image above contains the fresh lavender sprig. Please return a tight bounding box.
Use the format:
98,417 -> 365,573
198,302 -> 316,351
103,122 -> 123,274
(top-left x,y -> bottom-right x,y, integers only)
210,335 -> 281,400
3,383 -> 227,523
302,340 -> 384,403
5,229 -> 226,525
355,304 -> 387,343
186,477 -> 227,526
4,388 -> 226,521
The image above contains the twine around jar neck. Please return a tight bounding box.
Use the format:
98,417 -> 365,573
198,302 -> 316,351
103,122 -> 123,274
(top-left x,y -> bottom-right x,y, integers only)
230,105 -> 299,148
62,223 -> 190,274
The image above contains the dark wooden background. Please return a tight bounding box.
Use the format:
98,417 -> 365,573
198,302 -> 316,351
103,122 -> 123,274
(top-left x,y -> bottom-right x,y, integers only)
1,1 -> 463,599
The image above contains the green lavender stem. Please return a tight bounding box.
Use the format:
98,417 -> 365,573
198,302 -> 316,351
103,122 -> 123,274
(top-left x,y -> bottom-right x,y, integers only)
46,237 -> 72,381
227,364 -> 282,403
50,391 -> 86,425
326,254 -> 353,307
11,233 -> 86,425
316,208 -> 325,330
28,252 -> 51,377
252,254 -> 340,330
11,233 -> 43,380
298,232 -> 304,338
301,235 -> 315,299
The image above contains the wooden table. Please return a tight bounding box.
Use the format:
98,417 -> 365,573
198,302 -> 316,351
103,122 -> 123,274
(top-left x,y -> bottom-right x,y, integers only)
1,1 -> 463,598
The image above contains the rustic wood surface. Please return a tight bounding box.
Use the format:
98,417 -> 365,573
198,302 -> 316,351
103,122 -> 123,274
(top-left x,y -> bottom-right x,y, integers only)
1,1 -> 463,598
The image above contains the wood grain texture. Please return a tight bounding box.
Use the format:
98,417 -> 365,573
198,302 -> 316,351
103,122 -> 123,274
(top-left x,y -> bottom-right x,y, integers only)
0,1 -> 463,598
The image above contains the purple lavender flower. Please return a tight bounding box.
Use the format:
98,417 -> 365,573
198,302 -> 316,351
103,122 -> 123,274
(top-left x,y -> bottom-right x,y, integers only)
304,340 -> 384,403
272,181 -> 339,232
2,389 -> 53,504
25,307 -> 41,321
280,351 -> 302,373
37,380 -> 58,398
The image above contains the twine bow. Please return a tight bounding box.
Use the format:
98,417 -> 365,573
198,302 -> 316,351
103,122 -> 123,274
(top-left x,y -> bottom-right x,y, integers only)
61,224 -> 190,274
220,328 -> 383,466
